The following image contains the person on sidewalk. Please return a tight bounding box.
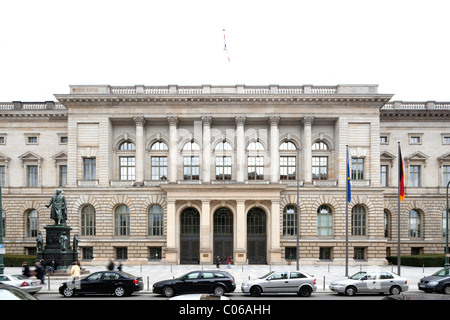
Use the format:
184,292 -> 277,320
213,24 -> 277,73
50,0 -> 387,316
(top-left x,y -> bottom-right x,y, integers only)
35,262 -> 45,285
22,261 -> 30,277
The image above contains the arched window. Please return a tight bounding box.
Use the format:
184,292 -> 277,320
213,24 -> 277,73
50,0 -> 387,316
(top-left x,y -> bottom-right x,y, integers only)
215,141 -> 232,151
119,141 -> 136,151
384,210 -> 390,238
148,205 -> 164,236
283,205 -> 297,236
352,205 -> 366,236
312,141 -> 328,150
247,141 -> 265,151
151,141 -> 168,150
27,209 -> 39,238
115,205 -> 130,236
182,141 -> 200,151
81,205 -> 96,236
280,141 -> 297,150
317,205 -> 332,236
409,210 -> 421,238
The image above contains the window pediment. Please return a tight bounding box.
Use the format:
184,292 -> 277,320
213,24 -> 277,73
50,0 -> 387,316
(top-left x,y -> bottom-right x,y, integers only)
438,152 -> 450,167
19,151 -> 43,165
404,151 -> 429,167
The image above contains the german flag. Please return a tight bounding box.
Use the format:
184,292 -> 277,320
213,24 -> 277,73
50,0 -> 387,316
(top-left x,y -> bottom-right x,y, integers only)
399,144 -> 405,201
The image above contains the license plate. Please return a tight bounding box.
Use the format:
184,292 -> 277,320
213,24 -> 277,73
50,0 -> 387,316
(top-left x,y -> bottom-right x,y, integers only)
31,281 -> 39,286
418,284 -> 425,288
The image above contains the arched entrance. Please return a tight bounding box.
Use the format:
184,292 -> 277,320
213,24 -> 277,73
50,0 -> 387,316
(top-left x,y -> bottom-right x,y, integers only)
213,207 -> 233,262
247,207 -> 267,264
180,207 -> 200,264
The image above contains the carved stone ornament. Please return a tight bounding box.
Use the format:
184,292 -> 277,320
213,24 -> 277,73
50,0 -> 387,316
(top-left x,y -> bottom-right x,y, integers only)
167,116 -> 179,127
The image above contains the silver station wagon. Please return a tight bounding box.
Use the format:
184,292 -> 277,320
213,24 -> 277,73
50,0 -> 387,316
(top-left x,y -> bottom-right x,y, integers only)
329,271 -> 408,296
241,270 -> 317,297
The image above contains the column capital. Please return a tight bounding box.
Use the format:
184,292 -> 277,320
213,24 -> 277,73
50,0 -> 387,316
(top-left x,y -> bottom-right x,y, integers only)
201,116 -> 212,126
235,116 -> 246,126
268,116 -> 280,126
302,116 -> 314,126
167,115 -> 179,127
133,116 -> 145,126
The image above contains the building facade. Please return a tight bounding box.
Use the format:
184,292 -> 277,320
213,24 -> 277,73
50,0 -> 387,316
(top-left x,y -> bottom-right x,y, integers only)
0,84 -> 448,265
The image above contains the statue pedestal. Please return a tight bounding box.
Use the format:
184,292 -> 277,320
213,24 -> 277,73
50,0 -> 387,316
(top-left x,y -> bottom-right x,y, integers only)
37,224 -> 78,268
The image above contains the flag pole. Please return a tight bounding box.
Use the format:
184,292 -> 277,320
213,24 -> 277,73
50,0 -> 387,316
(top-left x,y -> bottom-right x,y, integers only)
345,145 -> 349,277
296,147 -> 300,271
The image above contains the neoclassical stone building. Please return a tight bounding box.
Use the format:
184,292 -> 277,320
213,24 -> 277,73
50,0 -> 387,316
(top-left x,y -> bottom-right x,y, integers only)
0,84 -> 448,265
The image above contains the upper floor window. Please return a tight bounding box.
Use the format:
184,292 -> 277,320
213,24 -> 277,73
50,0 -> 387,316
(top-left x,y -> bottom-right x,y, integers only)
351,158 -> 364,180
317,205 -> 332,236
115,205 -> 130,236
280,141 -> 297,151
351,205 -> 366,236
247,141 -> 264,151
283,205 -> 297,236
81,205 -> 96,236
27,209 -> 39,238
83,157 -> 96,180
409,209 -> 421,238
148,205 -> 164,236
151,141 -> 168,150
119,141 -> 136,151
312,141 -> 328,150
183,140 -> 200,151
119,157 -> 135,180
409,165 -> 421,187
215,141 -> 232,151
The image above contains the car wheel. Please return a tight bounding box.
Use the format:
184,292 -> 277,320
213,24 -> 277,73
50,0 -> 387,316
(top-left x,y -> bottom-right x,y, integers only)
345,286 -> 356,296
298,285 -> 312,297
114,286 -> 126,297
63,287 -> 74,298
213,285 -> 225,296
162,286 -> 175,297
250,286 -> 262,297
389,285 -> 401,295
442,285 -> 450,295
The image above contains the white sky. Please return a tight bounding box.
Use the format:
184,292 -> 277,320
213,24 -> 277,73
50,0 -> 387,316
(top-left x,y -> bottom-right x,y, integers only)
1,0 -> 450,102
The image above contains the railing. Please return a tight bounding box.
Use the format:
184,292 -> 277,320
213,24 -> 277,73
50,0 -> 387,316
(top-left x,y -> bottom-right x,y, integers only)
382,101 -> 450,110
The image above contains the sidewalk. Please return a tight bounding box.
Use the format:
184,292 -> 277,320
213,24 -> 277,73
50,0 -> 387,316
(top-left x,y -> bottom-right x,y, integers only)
4,264 -> 442,294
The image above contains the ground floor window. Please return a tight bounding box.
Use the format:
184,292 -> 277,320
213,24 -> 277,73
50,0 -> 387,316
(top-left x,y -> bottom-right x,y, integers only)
82,247 -> 94,260
353,247 -> 366,260
319,247 -> 332,260
116,247 -> 128,260
149,247 -> 162,260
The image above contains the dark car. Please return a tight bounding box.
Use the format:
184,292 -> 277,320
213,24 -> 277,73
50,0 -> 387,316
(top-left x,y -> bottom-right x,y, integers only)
418,267 -> 450,294
59,271 -> 144,297
0,283 -> 38,300
153,270 -> 236,297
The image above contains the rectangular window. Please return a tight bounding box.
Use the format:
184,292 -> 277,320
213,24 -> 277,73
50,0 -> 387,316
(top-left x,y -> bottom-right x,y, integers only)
443,165 -> 450,187
149,247 -> 162,260
351,158 -> 364,180
319,247 -> 332,260
119,156 -> 135,180
444,136 -> 450,144
82,247 -> 94,260
27,165 -> 38,187
183,156 -> 200,180
59,165 -> 67,187
247,156 -> 264,180
410,136 -> 421,144
410,165 -> 421,187
381,165 -> 388,187
353,247 -> 366,260
280,156 -> 296,180
380,136 -> 388,144
151,156 -> 167,180
116,247 -> 128,260
312,156 -> 328,180
215,156 -> 232,180
83,158 -> 96,180
27,136 -> 38,144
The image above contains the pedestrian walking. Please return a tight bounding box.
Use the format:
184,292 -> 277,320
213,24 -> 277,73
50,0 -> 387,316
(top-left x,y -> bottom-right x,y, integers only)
227,256 -> 232,269
35,262 -> 45,285
22,261 -> 30,277
215,256 -> 221,269
107,259 -> 114,271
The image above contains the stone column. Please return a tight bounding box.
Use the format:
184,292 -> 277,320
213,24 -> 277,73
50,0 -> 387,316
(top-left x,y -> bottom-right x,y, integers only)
269,116 -> 280,183
302,116 -> 314,184
133,116 -> 145,186
200,200 -> 212,263
235,200 -> 247,264
165,199 -> 178,263
167,116 -> 179,183
201,116 -> 212,183
235,116 -> 246,183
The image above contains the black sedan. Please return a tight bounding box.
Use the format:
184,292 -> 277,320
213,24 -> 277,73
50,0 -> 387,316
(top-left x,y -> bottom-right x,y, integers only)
153,270 -> 236,297
418,267 -> 450,294
59,271 -> 144,297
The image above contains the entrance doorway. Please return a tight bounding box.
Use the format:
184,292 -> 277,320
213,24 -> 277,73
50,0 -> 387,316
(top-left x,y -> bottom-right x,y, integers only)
247,207 -> 267,264
213,207 -> 233,262
180,207 -> 200,264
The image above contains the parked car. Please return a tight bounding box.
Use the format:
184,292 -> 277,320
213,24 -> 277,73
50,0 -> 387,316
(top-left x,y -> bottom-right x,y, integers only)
329,271 -> 408,296
241,270 -> 317,297
0,283 -> 38,300
0,274 -> 43,294
59,271 -> 143,297
153,270 -> 236,297
418,267 -> 450,294
169,294 -> 231,300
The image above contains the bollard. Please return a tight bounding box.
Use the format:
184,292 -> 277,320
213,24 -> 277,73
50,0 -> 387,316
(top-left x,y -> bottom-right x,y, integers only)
323,276 -> 325,290
47,275 -> 50,291
147,276 -> 149,291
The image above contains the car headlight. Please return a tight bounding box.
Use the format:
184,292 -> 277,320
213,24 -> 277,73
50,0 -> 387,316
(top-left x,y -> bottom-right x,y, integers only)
429,281 -> 439,286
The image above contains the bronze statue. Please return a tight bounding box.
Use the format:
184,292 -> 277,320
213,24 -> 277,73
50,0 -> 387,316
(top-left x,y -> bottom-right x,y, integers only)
59,232 -> 69,252
45,189 -> 67,225
36,231 -> 43,252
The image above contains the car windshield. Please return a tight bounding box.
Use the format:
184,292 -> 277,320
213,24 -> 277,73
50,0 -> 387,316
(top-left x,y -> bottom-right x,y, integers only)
259,271 -> 275,279
432,268 -> 450,277
349,272 -> 367,280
